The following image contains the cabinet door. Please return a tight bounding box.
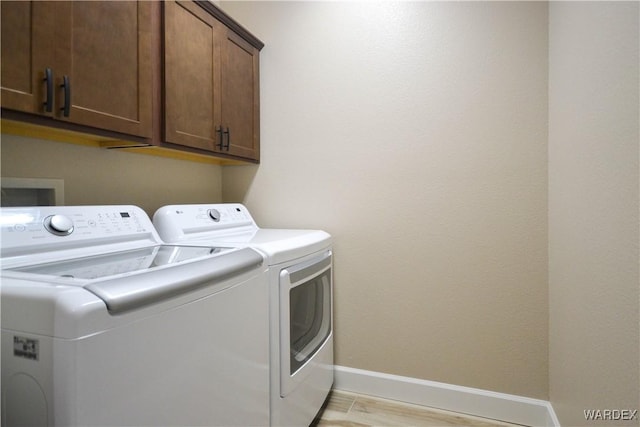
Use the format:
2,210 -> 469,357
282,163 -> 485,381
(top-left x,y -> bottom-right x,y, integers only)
0,1 -> 56,114
220,31 -> 260,161
55,1 -> 153,137
164,0 -> 221,151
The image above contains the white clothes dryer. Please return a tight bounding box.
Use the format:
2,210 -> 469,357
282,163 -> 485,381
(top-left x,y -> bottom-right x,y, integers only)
154,204 -> 334,427
1,205 -> 270,427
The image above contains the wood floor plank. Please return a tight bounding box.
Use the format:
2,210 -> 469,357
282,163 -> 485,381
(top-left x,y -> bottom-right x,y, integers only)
314,390 -> 526,427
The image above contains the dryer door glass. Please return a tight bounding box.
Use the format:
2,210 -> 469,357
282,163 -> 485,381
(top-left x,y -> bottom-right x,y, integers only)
289,267 -> 331,374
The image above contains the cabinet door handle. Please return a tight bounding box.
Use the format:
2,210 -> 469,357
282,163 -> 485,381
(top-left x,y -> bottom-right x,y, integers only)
43,68 -> 53,113
224,127 -> 230,151
216,126 -> 224,149
60,75 -> 71,117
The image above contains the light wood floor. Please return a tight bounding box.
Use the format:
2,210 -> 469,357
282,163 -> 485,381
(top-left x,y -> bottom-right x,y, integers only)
313,390 -> 526,427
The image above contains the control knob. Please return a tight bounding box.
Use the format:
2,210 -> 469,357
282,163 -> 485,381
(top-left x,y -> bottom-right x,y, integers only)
208,209 -> 221,222
44,214 -> 74,236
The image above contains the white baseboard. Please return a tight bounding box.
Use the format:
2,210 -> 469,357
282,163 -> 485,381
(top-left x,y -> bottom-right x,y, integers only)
333,366 -> 560,427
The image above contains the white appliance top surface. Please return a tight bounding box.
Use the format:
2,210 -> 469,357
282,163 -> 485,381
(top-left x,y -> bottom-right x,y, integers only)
153,204 -> 332,264
1,205 -> 266,316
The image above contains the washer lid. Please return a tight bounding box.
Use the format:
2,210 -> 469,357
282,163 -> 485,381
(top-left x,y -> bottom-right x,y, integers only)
6,245 -> 228,281
4,246 -> 265,314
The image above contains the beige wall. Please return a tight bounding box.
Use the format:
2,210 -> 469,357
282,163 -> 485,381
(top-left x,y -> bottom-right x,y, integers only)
5,1 -> 635,414
0,134 -> 222,216
548,2 -> 639,426
221,1 -> 549,398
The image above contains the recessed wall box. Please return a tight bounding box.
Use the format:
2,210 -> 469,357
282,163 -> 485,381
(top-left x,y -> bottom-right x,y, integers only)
1,178 -> 65,207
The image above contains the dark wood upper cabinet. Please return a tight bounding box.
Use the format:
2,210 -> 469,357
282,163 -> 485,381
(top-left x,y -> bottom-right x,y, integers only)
164,0 -> 261,162
1,0 -> 262,163
220,30 -> 260,160
0,1 -> 55,114
56,2 -> 153,138
1,1 -> 153,138
163,0 -> 220,152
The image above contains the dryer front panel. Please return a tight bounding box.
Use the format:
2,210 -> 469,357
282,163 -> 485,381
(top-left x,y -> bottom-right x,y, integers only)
279,250 -> 333,397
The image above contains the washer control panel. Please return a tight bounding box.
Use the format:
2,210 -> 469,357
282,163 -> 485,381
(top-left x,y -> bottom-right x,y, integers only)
0,206 -> 157,257
153,204 -> 257,242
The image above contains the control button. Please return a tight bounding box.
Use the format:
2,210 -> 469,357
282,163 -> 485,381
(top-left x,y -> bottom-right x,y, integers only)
14,224 -> 26,232
44,215 -> 74,236
208,209 -> 221,222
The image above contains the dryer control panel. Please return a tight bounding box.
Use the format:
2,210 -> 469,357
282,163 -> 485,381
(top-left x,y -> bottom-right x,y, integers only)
0,206 -> 159,259
153,204 -> 257,243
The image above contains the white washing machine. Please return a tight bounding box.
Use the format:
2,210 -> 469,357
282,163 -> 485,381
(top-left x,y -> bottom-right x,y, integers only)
0,205 -> 270,427
153,204 -> 334,427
